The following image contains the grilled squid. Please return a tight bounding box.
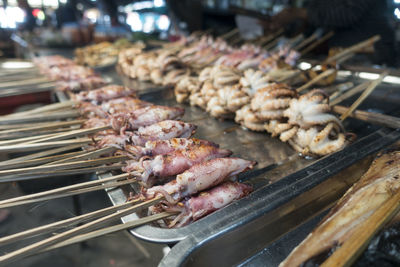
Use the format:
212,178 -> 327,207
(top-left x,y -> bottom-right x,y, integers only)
56,76 -> 107,92
143,157 -> 256,202
123,145 -> 232,187
151,181 -> 253,228
73,85 -> 137,103
110,105 -> 184,134
130,120 -> 197,146
124,138 -> 218,159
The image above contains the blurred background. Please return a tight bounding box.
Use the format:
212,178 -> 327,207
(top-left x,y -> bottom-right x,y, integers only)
0,0 -> 399,63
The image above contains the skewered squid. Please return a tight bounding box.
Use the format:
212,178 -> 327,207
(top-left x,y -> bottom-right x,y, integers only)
123,145 -> 232,187
143,157 -> 256,202
151,181 -> 253,227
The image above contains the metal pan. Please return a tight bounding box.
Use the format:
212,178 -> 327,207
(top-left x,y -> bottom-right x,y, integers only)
159,128 -> 400,266
55,66 -> 400,244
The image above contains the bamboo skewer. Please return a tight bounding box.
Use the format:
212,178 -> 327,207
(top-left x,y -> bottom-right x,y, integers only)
0,110 -> 80,124
0,173 -> 130,206
0,121 -> 78,131
0,198 -> 142,246
0,144 -> 84,165
324,35 -> 381,64
219,28 -> 239,40
340,71 -> 388,121
0,178 -> 136,208
300,31 -> 334,56
43,212 -> 176,252
0,197 -> 163,264
0,128 -> 80,140
0,77 -> 53,88
44,146 -> 117,165
296,69 -> 336,93
0,155 -> 128,178
0,165 -> 125,183
0,150 -> 87,171
0,119 -> 84,136
0,138 -> 94,153
321,190 -> 400,267
0,101 -> 75,119
255,29 -> 283,46
329,81 -> 371,105
333,105 -> 400,129
294,33 -> 318,51
0,132 -> 64,146
24,125 -> 111,144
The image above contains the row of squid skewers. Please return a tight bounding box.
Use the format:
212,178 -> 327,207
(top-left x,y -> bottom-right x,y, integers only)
26,56 -> 258,227
0,55 -> 264,263
0,54 -> 259,237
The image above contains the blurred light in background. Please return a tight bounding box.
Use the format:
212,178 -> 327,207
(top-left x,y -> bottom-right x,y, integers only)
126,12 -> 143,31
395,8 -> 400,20
32,9 -> 45,20
157,14 -> 170,31
143,15 -> 155,33
154,0 -> 165,8
85,8 -> 100,23
0,6 -> 25,29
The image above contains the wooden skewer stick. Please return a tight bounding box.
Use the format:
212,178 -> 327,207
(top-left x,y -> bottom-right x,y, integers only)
276,70 -> 302,83
0,144 -> 84,165
294,32 -> 318,51
24,125 -> 111,144
0,155 -> 127,177
219,28 -> 239,40
43,146 -> 117,165
300,31 -> 334,56
0,121 -> 78,130
0,198 -> 142,246
0,138 -> 94,153
264,36 -> 284,50
263,29 -> 285,45
329,81 -> 371,106
0,101 -> 75,119
0,150 -> 87,171
43,212 -> 176,252
0,173 -> 130,205
0,132 -> 63,146
0,197 -> 163,264
0,165 -> 124,183
324,35 -> 381,64
0,178 -> 136,208
0,77 -> 52,88
340,71 -> 388,121
296,69 -> 336,93
0,119 -> 84,135
0,110 -> 80,125
321,190 -> 400,267
332,105 -> 400,129
0,127 -> 81,140
260,29 -> 285,47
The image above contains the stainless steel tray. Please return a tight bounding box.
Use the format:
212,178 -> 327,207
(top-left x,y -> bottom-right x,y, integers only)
56,66 -> 400,245
158,128 -> 400,266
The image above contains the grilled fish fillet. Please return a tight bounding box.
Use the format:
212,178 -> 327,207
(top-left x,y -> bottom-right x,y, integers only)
279,149 -> 400,267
